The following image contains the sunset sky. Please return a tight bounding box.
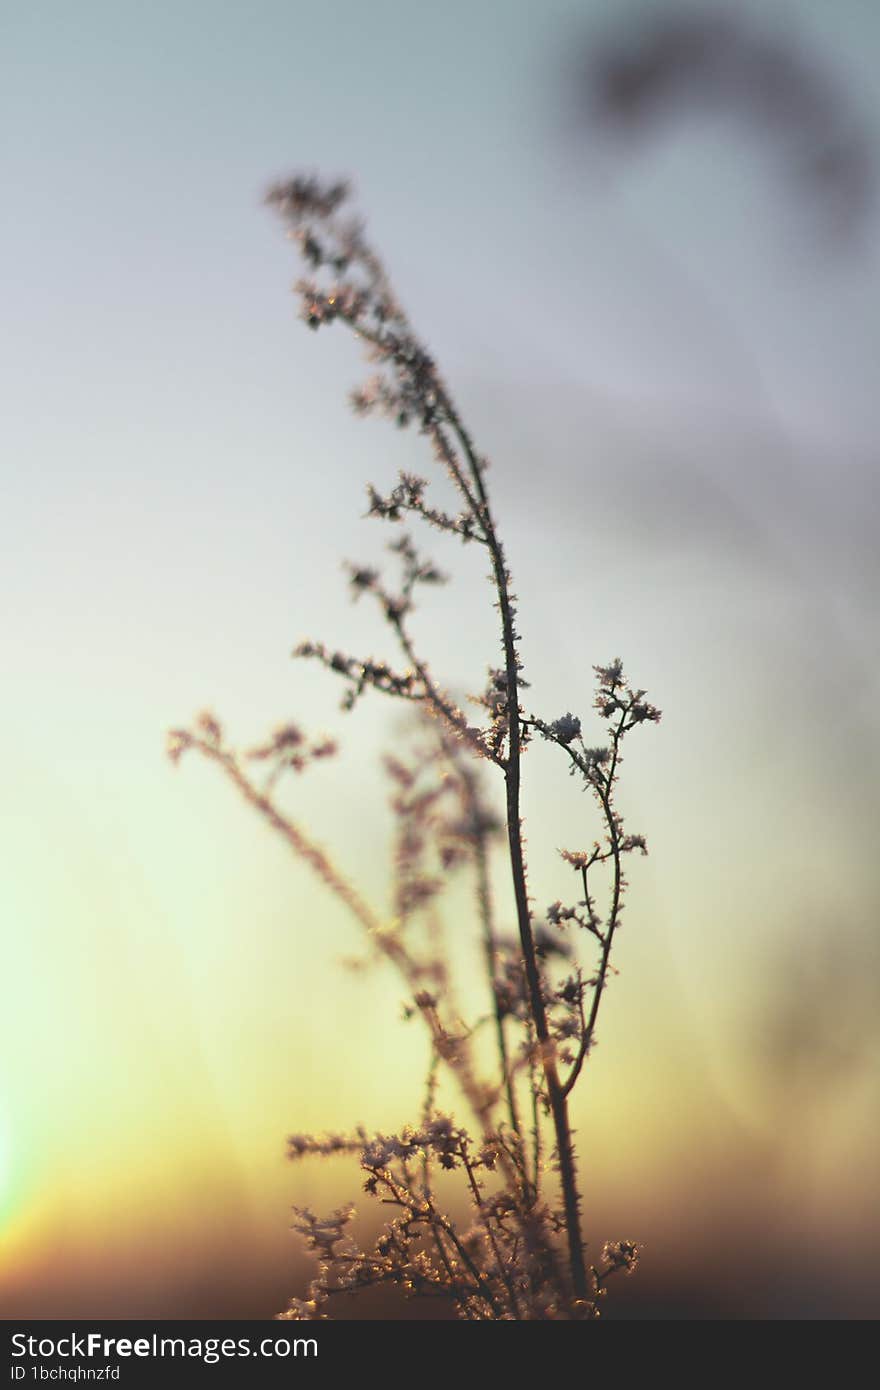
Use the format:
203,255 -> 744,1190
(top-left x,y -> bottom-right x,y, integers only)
3,0 -> 878,1318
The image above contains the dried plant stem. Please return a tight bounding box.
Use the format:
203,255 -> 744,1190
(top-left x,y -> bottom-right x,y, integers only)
474,827 -> 520,1138
578,734 -> 625,1056
201,740 -> 385,939
431,1227 -> 473,1319
459,1143 -> 522,1319
504,699 -> 589,1303
528,1024 -> 543,1192
182,734 -> 498,1132
438,394 -> 590,1302
174,178 -> 662,1319
539,709 -> 629,1102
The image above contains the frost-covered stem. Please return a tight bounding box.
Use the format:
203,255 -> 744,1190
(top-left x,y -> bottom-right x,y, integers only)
377,1165 -> 501,1312
180,735 -> 498,1133
475,832 -> 520,1138
387,608 -> 475,744
420,1052 -> 441,1195
460,1143 -> 521,1318
457,763 -> 520,1138
431,1227 -> 474,1319
582,720 -> 626,1050
194,739 -> 385,939
528,1025 -> 542,1192
560,966 -> 590,1101
439,396 -> 589,1306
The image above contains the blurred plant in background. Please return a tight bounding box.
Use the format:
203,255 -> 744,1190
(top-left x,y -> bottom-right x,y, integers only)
577,3 -> 875,245
169,176 -> 660,1320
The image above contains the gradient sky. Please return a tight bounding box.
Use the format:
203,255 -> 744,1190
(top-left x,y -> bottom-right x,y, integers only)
3,0 -> 879,1317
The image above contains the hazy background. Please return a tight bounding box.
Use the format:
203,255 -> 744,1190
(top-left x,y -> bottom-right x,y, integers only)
3,0 -> 878,1318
